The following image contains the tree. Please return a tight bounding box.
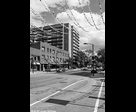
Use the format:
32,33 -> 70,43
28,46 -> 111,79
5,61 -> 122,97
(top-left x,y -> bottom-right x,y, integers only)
96,47 -> 105,70
75,51 -> 89,68
65,57 -> 74,69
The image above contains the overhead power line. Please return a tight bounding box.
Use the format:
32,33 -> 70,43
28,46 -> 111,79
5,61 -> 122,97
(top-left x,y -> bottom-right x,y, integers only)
30,22 -> 57,36
30,7 -> 67,34
77,0 -> 93,27
77,0 -> 101,30
98,0 -> 105,25
30,6 -> 99,42
30,8 -> 89,43
30,7 -> 71,44
40,0 -> 72,31
86,1 -> 101,30
61,6 -> 84,30
40,0 -> 89,32
64,0 -> 90,32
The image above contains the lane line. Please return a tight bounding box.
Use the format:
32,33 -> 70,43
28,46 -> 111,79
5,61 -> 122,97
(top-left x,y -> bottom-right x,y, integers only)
30,79 -> 86,107
93,81 -> 104,112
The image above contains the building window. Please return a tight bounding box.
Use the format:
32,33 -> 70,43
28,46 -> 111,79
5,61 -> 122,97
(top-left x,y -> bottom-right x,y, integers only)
60,58 -> 62,63
56,57 -> 59,62
56,51 -> 59,55
47,48 -> 49,52
50,49 -> 52,53
42,55 -> 45,59
60,52 -> 62,56
37,56 -> 40,61
34,56 -> 37,61
52,56 -> 55,60
41,46 -> 45,52
52,49 -> 55,54
47,55 -> 49,59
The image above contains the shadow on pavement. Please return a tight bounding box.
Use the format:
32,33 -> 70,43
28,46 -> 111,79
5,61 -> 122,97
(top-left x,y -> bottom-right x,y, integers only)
69,71 -> 105,78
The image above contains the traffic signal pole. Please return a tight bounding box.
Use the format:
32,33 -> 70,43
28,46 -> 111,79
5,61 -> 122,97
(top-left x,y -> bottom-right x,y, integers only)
83,43 -> 95,76
92,44 -> 95,76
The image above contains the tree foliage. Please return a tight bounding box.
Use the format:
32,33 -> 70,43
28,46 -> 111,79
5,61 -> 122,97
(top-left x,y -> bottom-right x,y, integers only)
96,47 -> 105,70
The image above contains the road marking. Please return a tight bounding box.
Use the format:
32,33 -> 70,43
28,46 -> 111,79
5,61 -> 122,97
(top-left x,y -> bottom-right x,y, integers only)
30,79 -> 86,107
93,81 -> 104,112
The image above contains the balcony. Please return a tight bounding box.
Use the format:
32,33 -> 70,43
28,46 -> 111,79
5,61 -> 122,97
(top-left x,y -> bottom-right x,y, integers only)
48,40 -> 63,43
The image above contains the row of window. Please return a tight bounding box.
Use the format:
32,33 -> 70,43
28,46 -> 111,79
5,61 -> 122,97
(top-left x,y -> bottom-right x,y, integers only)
31,55 -> 40,61
41,46 -> 69,57
41,54 -> 66,63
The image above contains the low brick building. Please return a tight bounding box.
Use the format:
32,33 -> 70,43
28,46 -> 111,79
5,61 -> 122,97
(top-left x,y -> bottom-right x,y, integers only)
30,41 -> 69,72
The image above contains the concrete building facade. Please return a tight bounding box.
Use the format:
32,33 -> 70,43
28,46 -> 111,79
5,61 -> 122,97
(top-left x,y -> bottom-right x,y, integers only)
42,23 -> 80,58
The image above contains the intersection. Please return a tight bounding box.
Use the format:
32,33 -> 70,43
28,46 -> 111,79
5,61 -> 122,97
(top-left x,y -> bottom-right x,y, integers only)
30,70 -> 105,112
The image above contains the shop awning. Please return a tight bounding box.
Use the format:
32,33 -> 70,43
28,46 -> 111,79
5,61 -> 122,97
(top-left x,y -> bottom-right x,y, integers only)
36,62 -> 40,65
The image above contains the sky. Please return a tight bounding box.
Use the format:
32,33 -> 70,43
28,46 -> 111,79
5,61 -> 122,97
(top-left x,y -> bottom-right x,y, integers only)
30,0 -> 105,52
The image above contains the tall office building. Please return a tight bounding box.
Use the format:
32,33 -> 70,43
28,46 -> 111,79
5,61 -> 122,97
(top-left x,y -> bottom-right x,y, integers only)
42,23 -> 80,58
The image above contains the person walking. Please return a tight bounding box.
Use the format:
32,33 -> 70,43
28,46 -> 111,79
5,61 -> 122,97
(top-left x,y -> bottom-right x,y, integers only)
31,59 -> 35,73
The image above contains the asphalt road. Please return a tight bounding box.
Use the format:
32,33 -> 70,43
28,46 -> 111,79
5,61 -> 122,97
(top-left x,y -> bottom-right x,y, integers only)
30,70 -> 105,112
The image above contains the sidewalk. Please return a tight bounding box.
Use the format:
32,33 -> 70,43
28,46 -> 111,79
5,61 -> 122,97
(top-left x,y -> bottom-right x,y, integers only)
30,68 -> 80,77
30,71 -> 57,78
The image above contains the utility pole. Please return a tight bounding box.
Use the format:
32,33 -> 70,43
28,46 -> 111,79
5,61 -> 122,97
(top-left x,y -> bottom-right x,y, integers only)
92,44 -> 95,76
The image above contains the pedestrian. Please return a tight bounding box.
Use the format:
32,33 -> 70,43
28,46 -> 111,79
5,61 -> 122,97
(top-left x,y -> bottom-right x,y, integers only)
31,59 -> 35,73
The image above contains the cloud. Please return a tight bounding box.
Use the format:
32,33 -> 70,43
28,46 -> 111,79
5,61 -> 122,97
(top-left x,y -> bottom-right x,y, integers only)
56,9 -> 105,51
30,0 -> 92,26
30,0 -> 49,13
30,0 -> 90,13
65,0 -> 89,8
30,0 -> 105,51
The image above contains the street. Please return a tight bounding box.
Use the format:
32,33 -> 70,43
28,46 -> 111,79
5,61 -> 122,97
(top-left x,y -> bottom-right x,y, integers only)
30,70 -> 105,112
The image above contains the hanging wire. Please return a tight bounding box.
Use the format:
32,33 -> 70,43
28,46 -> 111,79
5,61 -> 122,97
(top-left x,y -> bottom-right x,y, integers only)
30,7 -> 66,34
40,0 -> 90,32
40,0 -> 72,31
77,0 -> 94,27
86,1 -> 101,30
30,23 -> 44,32
64,0 -> 90,32
61,3 -> 99,31
60,6 -> 82,29
98,0 -> 105,25
30,7 -> 69,44
30,22 -> 57,36
30,5 -> 91,41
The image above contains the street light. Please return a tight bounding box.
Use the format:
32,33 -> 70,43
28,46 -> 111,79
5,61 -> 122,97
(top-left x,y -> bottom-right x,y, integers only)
84,43 -> 94,56
84,43 -> 95,76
